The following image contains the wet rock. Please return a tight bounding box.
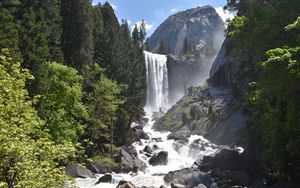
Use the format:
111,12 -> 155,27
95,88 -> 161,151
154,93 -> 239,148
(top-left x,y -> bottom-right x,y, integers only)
149,151 -> 168,166
200,149 -> 245,171
95,173 -> 112,185
164,168 -> 212,187
152,144 -> 159,150
200,145 -> 206,151
118,147 -> 146,173
116,181 -> 138,188
65,162 -> 94,178
123,145 -> 138,157
145,153 -> 152,158
195,184 -> 207,188
143,146 -> 153,154
152,137 -> 163,142
171,183 -> 186,188
167,130 -> 190,142
132,126 -> 150,142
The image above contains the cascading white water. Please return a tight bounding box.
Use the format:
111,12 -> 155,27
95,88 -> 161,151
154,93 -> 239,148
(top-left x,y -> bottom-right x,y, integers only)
75,110 -> 219,188
144,51 -> 169,112
75,51 -> 225,188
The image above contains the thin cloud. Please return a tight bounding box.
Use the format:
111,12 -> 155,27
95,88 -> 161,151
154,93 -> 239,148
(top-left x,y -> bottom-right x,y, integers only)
170,8 -> 177,13
132,20 -> 154,31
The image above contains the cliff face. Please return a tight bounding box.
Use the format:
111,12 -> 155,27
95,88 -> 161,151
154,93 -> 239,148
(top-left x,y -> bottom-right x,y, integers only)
147,5 -> 225,56
146,5 -> 225,103
153,4 -> 253,147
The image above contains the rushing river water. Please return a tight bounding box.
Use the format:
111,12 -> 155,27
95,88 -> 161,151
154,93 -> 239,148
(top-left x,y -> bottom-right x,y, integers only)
75,110 -> 221,188
75,51 -> 239,188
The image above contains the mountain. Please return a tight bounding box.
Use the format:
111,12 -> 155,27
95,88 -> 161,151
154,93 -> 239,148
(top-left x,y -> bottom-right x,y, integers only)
147,5 -> 225,56
146,5 -> 225,104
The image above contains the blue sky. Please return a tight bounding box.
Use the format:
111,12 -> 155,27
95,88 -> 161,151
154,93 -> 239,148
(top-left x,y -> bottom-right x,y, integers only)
92,0 -> 232,36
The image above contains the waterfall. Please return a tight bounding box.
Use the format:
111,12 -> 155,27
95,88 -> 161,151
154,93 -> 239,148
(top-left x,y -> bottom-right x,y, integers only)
144,51 -> 169,112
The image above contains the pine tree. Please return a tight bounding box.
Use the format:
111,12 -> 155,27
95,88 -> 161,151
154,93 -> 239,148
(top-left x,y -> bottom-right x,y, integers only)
0,6 -> 22,62
61,0 -> 94,71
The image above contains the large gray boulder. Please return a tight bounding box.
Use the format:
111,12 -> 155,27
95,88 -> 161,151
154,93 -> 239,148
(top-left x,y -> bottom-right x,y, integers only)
95,173 -> 112,185
164,168 -> 212,187
167,130 -> 190,141
116,181 -> 138,188
132,126 -> 150,142
118,146 -> 146,173
199,149 -> 246,171
65,163 -> 94,179
149,151 -> 168,166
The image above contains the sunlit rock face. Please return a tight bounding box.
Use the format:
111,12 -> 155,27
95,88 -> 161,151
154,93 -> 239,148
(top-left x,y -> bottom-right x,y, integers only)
147,5 -> 225,56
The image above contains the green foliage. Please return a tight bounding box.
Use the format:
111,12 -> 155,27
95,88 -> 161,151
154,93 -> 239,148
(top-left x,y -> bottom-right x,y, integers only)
228,1 -> 300,180
86,75 -> 123,154
0,7 -> 22,62
0,49 -> 75,187
190,106 -> 198,120
247,47 -> 300,179
181,112 -> 189,125
61,0 -> 94,71
37,62 -> 88,144
90,155 -> 119,170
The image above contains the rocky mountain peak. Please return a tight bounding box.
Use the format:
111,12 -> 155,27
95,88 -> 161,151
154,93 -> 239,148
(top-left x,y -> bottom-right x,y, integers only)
147,5 -> 224,55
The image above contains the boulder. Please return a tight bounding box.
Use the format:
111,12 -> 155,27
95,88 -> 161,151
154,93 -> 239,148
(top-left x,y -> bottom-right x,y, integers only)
118,147 -> 146,173
116,181 -> 138,188
200,149 -> 245,171
65,163 -> 94,178
143,146 -> 153,154
164,168 -> 212,187
152,137 -> 163,142
167,130 -> 190,142
171,183 -> 187,188
95,173 -> 112,185
195,184 -> 207,188
149,151 -> 168,166
152,144 -> 159,150
132,126 -> 150,142
123,145 -> 138,157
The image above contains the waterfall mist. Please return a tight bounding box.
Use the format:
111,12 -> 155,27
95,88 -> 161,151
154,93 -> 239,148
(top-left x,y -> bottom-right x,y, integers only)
168,29 -> 226,105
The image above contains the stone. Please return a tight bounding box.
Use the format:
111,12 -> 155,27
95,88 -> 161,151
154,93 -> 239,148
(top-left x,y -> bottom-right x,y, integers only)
167,130 -> 190,142
116,181 -> 138,188
94,173 -> 112,185
149,151 -> 168,166
118,147 -> 146,173
200,149 -> 246,171
132,126 -> 150,142
152,137 -> 163,142
143,145 -> 153,154
152,144 -> 159,150
164,168 -> 212,188
65,163 -> 94,179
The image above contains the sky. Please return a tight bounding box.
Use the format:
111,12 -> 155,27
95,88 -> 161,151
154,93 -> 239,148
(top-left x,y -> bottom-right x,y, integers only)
92,0 -> 234,36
